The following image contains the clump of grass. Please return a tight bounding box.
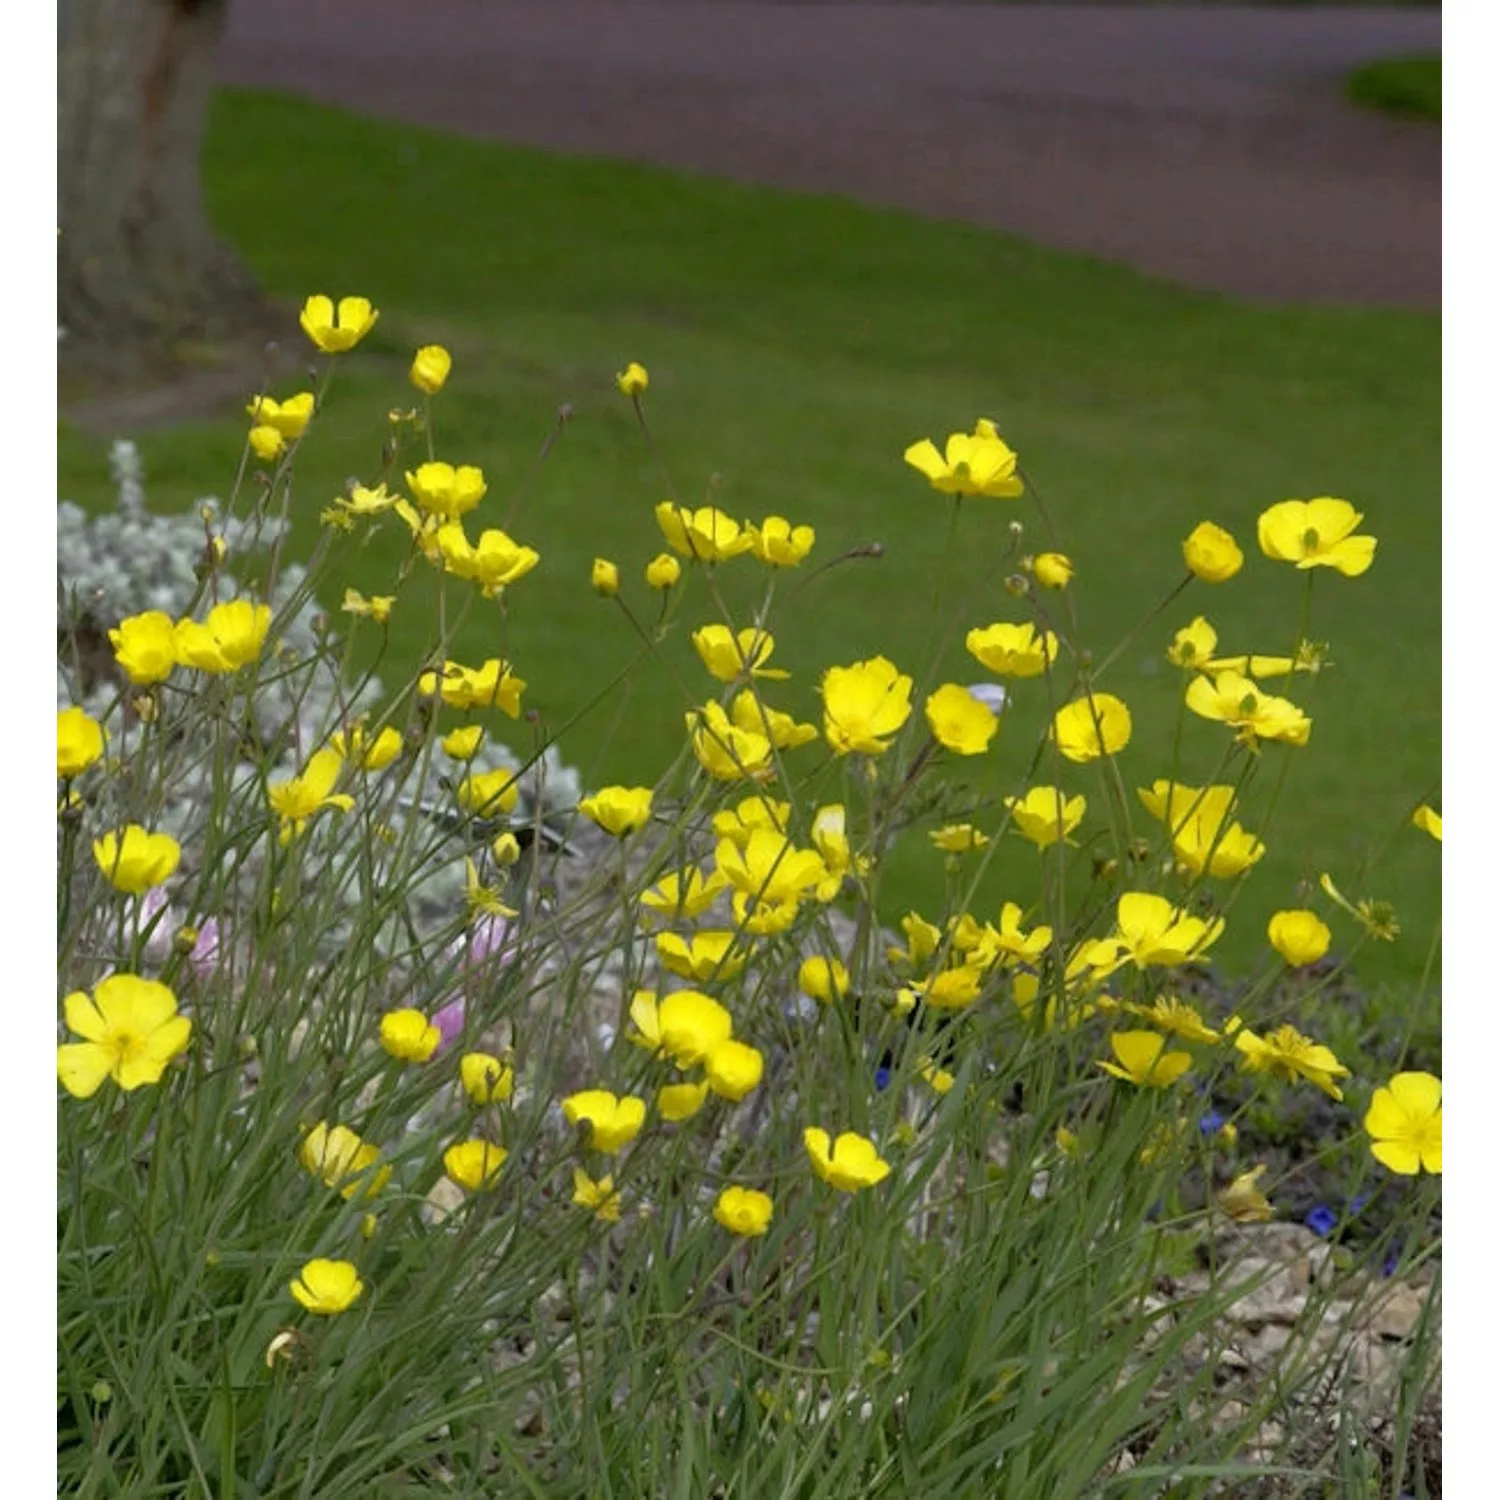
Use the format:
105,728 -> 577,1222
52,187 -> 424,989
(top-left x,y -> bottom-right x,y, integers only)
1346,55 -> 1441,122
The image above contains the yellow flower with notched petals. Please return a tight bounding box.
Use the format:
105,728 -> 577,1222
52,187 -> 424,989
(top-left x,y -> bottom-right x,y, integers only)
965,622 -> 1057,678
1137,781 -> 1264,879
748,516 -> 815,567
1051,693 -> 1132,763
712,797 -> 789,848
578,785 -> 654,838
572,1167 -> 622,1221
693,624 -> 788,682
298,1121 -> 390,1199
686,701 -> 774,782
1365,1072 -> 1441,1176
435,522 -> 540,596
803,1128 -> 892,1191
443,1139 -> 508,1191
246,392 -> 315,438
931,823 -> 989,853
1167,616 -> 1218,668
300,295 -> 379,354
1004,786 -> 1086,849
290,1258 -> 364,1315
410,344 -> 452,394
821,656 -> 913,755
174,600 -> 271,673
455,767 -> 521,820
460,1051 -> 514,1105
268,747 -> 355,838
56,975 -> 192,1098
58,707 -> 105,778
1182,521 -> 1244,582
1257,498 -> 1376,577
654,502 -> 753,563
656,930 -> 745,983
657,1081 -> 710,1122
925,683 -> 999,756
93,825 -> 180,894
108,610 -> 177,685
730,689 -> 819,751
1185,671 -> 1310,747
406,461 -> 487,522
442,726 -> 485,761
562,1090 -> 647,1153
330,724 -> 403,772
1096,892 -> 1224,971
1098,1030 -> 1193,1088
639,867 -> 728,924
418,658 -> 526,715
630,990 -> 733,1066
705,1039 -> 764,1101
714,1186 -> 774,1236
904,418 -> 1024,499
379,1008 -> 440,1063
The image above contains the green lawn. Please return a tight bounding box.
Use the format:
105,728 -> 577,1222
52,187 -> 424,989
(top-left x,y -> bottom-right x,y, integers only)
1346,53 -> 1441,121
58,89 -> 1441,989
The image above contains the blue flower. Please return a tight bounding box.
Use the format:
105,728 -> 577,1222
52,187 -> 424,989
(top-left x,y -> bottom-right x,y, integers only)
874,1064 -> 892,1093
1198,1110 -> 1226,1136
1305,1204 -> 1338,1237
1382,1244 -> 1402,1278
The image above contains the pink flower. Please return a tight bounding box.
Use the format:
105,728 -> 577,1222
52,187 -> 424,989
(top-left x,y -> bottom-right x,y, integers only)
432,996 -> 468,1053
138,890 -> 222,980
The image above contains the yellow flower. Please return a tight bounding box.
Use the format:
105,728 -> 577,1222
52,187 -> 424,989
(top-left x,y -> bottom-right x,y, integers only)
821,656 -> 913,756
931,823 -> 988,854
93,826 -> 181,894
268,747 -> 354,838
1003,786 -> 1086,849
491,831 -> 522,866
1032,552 -> 1073,589
1257,498 -> 1376,576
1098,892 -> 1225,970
1234,1023 -> 1350,1099
419,658 -> 526,715
562,1090 -> 647,1153
455,768 -> 521,820
1185,671 -> 1310,747
174,600 -> 271,673
435,522 -> 541,596
578,785 -> 654,837
639,867 -> 729,924
246,392 -> 315,439
442,726 -> 485,761
1199,651 -> 1302,680
730,689 -> 819,751
1182,521 -> 1244,583
1267,909 -> 1331,966
1364,1072 -> 1441,1176
406,461 -> 487,522
1126,995 -> 1220,1044
748,517 -> 815,567
693,624 -> 788,682
907,963 -> 987,1012
56,975 -> 191,1098
654,502 -> 754,563
410,344 -> 452,394
342,588 -> 394,624
108,610 -> 177,685
714,1186 -> 774,1237
460,1051 -> 514,1105
1219,1164 -> 1273,1223
803,1128 -> 892,1192
628,989 -> 734,1065
58,707 -> 105,778
290,1258 -> 364,1316
925,683 -> 999,756
300,295 -> 379,354
964,622 -> 1057,678
972,902 -> 1052,969
380,1008 -> 441,1063
1167,616 -> 1218,668
686,701 -> 774,782
1412,804 -> 1442,842
1137,781 -> 1264,879
443,1139 -> 508,1192
798,955 -> 850,1003
616,361 -> 649,396
705,1039 -> 765,1101
335,482 -> 401,517
330,724 -> 403,772
298,1121 -> 390,1199
712,797 -> 790,848
657,1081 -> 710,1122
248,424 -> 286,461
903,418 -> 1024,499
645,552 -> 681,590
572,1167 -> 622,1221
1098,1030 -> 1193,1088
591,557 -> 620,597
715,828 -> 828,913
656,931 -> 745,983
1051,692 -> 1132,763
920,1059 -> 956,1095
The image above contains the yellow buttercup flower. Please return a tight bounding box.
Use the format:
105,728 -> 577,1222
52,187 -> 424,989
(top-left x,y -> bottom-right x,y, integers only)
108,610 -> 177,685
248,424 -> 285,462
56,975 -> 192,1098
268,747 -> 355,839
335,482 -> 401,518
748,516 -> 815,567
821,656 -> 913,756
714,1186 -> 774,1237
705,1039 -> 764,1101
1094,892 -> 1224,971
443,1139 -> 508,1191
455,767 -> 521,820
657,1081 -> 710,1122
1032,552 -> 1073,589
174,600 -> 271,673
616,361 -> 649,397
798,955 -> 850,1003
299,295 -> 379,354
925,683 -> 999,756
290,1258 -> 364,1315
638,867 -> 729,924
904,418 -> 1024,499
435,522 -> 540,596
971,902 -> 1052,969
1233,1021 -> 1349,1099
562,1090 -> 647,1153
693,624 -> 788,682
1125,995 -> 1220,1045
730,689 -> 819,751
711,796 -> 789,849
1137,781 -> 1264,879
645,552 -> 681,590
379,1008 -> 441,1063
246,392 -> 315,439
578,785 -> 654,837
965,622 -> 1057,678
442,726 -> 485,761
58,707 -> 105,779
418,658 -> 526,715
460,1051 -> 514,1105
299,1121 -> 390,1199
93,826 -> 181,894
656,931 -> 745,983
1004,785 -> 1086,849
654,502 -> 753,563
1182,521 -> 1244,583
1167,616 -> 1218,668
803,1128 -> 892,1192
715,828 -> 828,912
1185,671 -> 1310,747
591,557 -> 620,597
572,1167 -> 622,1222
1257,498 -> 1376,576
1412,804 -> 1442,842
406,461 -> 487,522
1051,692 -> 1132,763
1364,1072 -> 1441,1176
342,588 -> 394,625
410,344 -> 452,394
1219,1165 -> 1273,1223
1098,1030 -> 1192,1088
930,823 -> 989,854
1267,909 -> 1331,966
686,701 -> 774,782
330,724 -> 403,772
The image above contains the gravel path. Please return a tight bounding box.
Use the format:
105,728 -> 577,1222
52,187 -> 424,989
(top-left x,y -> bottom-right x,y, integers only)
219,2 -> 1439,306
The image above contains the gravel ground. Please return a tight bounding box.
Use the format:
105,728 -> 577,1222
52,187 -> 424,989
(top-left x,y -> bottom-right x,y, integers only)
219,0 -> 1439,307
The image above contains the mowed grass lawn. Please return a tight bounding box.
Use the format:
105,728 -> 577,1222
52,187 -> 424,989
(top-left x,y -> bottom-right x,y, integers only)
57,90 -> 1441,989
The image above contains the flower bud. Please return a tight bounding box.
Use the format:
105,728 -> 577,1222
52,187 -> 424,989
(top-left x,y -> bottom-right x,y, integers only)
591,558 -> 620,597
409,344 -> 452,395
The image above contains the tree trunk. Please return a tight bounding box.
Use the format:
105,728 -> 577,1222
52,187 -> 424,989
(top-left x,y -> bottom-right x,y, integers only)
58,0 -> 267,375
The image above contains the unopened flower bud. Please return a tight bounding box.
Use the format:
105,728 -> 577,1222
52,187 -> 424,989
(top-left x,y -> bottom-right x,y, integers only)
173,925 -> 200,955
491,832 -> 522,867
591,558 -> 620,597
90,1381 -> 113,1404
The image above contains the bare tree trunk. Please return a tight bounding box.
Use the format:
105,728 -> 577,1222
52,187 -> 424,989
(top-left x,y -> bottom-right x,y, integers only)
58,0 -> 267,375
